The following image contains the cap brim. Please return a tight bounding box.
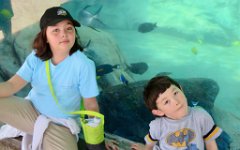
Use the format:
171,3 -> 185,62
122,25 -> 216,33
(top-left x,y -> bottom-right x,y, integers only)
48,18 -> 81,27
72,20 -> 81,27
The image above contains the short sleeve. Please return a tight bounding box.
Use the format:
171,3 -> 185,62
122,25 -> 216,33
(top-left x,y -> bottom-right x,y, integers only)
196,108 -> 222,142
16,51 -> 38,82
145,119 -> 160,145
78,58 -> 99,98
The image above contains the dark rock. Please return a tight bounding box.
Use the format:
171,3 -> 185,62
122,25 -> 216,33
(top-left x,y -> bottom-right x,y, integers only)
216,131 -> 231,150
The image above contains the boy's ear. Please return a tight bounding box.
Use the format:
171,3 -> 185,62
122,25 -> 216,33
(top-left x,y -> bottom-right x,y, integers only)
152,109 -> 165,117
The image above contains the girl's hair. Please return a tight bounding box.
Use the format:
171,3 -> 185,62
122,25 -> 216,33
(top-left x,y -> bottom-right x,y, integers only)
32,28 -> 83,61
143,76 -> 181,111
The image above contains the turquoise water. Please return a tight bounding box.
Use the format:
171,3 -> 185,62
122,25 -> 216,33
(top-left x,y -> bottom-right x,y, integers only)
1,0 -> 240,149
67,0 -> 240,148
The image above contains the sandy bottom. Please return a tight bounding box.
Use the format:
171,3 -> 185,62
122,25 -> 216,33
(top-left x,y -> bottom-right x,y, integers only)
0,0 -> 63,40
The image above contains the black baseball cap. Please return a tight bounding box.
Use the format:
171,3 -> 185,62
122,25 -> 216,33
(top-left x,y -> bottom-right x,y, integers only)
40,6 -> 80,30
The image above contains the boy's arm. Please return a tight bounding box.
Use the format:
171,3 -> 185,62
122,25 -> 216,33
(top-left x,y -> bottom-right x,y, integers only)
131,120 -> 159,150
205,140 -> 218,150
131,142 -> 155,150
196,108 -> 222,149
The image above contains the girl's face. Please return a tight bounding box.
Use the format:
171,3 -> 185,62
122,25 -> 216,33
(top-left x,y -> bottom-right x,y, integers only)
46,19 -> 76,55
152,85 -> 188,120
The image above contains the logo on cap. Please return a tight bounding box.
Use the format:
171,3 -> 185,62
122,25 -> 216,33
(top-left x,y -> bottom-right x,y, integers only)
57,9 -> 67,16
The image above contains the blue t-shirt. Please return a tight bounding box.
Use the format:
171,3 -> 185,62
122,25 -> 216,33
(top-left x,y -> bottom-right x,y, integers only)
17,50 -> 99,118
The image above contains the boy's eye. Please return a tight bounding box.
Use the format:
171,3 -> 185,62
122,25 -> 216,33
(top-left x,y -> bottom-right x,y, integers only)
174,91 -> 179,95
164,100 -> 169,105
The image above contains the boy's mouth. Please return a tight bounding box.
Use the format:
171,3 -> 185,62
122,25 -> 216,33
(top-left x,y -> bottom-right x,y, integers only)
176,104 -> 186,112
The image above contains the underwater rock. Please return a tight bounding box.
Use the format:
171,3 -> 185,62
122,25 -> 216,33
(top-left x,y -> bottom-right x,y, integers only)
0,65 -> 11,81
98,78 -> 219,142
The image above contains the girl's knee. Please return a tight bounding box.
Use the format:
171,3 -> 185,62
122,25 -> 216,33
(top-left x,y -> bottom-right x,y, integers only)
43,124 -> 78,150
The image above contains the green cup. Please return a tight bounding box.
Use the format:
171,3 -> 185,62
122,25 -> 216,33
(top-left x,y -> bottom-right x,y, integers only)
72,110 -> 105,145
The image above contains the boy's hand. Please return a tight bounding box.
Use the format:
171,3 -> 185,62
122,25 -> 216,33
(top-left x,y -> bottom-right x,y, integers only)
131,143 -> 145,150
105,139 -> 119,150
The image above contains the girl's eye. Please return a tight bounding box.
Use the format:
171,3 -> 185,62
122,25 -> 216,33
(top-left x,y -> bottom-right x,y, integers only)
68,27 -> 73,30
53,29 -> 59,32
67,26 -> 74,31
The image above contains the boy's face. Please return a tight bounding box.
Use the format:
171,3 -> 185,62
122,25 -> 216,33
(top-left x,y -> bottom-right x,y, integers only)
152,85 -> 188,120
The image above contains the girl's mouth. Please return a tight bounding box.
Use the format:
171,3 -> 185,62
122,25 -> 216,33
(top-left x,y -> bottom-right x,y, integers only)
60,40 -> 69,43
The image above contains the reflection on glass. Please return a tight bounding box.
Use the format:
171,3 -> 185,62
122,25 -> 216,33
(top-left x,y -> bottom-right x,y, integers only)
191,100 -> 199,107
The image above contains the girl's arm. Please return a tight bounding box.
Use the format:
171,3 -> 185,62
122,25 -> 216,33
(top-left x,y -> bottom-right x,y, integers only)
83,97 -> 99,112
0,74 -> 27,97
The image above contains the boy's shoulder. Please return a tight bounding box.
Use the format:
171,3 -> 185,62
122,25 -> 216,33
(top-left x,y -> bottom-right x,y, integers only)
191,106 -> 212,120
149,117 -> 164,128
191,106 -> 208,114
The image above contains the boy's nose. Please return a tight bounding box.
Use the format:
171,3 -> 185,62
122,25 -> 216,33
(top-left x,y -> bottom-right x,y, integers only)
174,98 -> 180,105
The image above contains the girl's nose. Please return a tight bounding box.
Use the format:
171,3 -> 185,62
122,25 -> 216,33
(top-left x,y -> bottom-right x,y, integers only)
61,30 -> 68,37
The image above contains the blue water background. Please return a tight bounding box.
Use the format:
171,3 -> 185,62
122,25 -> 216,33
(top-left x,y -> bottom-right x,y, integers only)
73,0 -> 240,148
2,0 -> 239,149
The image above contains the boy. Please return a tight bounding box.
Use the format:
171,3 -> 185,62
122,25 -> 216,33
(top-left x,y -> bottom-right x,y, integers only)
131,76 -> 222,150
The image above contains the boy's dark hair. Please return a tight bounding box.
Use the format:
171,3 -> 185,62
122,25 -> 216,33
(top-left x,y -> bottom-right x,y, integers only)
32,28 -> 83,61
143,76 -> 181,111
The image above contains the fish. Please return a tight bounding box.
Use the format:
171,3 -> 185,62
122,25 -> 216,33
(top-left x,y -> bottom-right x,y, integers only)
83,39 -> 148,76
83,39 -> 92,49
138,22 -> 157,33
197,39 -> 203,44
191,47 -> 198,55
119,74 -> 129,85
96,64 -> 120,76
127,62 -> 148,75
231,40 -> 240,46
78,5 -> 106,28
87,26 -> 101,32
0,9 -> 13,19
155,72 -> 172,77
96,64 -> 130,86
